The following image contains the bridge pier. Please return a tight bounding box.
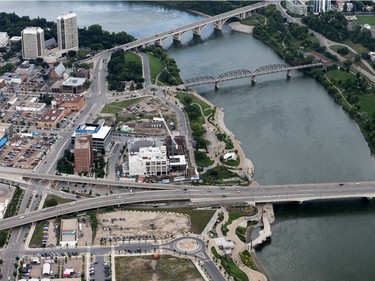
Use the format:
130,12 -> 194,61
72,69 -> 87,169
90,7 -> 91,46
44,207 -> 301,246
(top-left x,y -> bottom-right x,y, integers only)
193,26 -> 203,37
214,81 -> 220,90
173,33 -> 182,43
251,76 -> 256,85
155,39 -> 163,47
287,70 -> 292,79
213,19 -> 225,30
367,197 -> 373,200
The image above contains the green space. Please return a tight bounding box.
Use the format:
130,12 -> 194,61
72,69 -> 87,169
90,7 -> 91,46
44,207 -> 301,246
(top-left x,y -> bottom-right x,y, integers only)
43,195 -> 74,207
236,226 -> 247,243
107,49 -> 144,92
240,14 -> 265,26
176,92 -> 214,117
356,16 -> 375,26
326,69 -> 357,85
147,52 -> 165,84
342,40 -> 369,54
176,93 -> 210,152
330,45 -> 354,60
101,97 -> 143,114
29,222 -> 44,248
140,45 -> 182,85
240,250 -> 257,270
56,149 -> 74,175
115,255 -> 203,281
216,132 -> 234,149
221,211 -> 242,236
0,230 -> 8,247
358,95 -> 375,117
5,186 -> 23,218
195,151 -> 214,168
200,166 -> 239,184
125,51 -> 141,64
211,247 -> 249,281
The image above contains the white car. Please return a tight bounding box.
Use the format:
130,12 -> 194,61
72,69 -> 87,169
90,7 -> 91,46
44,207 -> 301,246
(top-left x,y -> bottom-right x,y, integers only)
19,215 -> 25,219
69,202 -> 76,206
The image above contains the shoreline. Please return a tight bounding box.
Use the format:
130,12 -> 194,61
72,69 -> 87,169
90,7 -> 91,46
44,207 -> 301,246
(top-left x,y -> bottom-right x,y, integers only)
189,91 -> 257,185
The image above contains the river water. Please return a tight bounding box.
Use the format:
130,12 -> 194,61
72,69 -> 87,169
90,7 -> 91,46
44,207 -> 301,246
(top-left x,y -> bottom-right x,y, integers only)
2,2 -> 375,281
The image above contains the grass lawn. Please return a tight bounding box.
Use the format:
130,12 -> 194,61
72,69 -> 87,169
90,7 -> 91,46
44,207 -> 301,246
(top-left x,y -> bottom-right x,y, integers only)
358,95 -> 375,117
176,92 -> 214,117
326,69 -> 356,84
43,195 -> 74,207
124,51 -> 141,64
101,97 -> 143,114
147,52 -> 164,84
200,166 -> 238,183
342,39 -> 369,54
241,14 -> 265,26
115,255 -> 203,281
29,222 -> 44,248
329,45 -> 354,60
356,16 -> 375,26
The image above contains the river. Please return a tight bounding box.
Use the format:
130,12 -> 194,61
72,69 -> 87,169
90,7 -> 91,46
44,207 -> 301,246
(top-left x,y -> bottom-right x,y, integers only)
2,2 -> 375,281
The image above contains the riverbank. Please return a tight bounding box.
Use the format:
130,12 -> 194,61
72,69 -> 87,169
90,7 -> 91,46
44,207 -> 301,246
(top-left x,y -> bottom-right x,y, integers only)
228,22 -> 254,34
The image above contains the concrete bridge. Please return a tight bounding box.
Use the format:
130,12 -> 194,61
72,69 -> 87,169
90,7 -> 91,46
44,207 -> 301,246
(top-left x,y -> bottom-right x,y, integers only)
184,62 -> 325,89
108,1 -> 269,52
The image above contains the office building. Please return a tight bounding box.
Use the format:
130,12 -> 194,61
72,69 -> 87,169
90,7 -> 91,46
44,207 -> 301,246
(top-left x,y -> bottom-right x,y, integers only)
71,122 -> 112,152
74,134 -> 93,174
57,12 -> 79,50
313,0 -> 331,13
127,138 -> 169,177
21,27 -> 45,59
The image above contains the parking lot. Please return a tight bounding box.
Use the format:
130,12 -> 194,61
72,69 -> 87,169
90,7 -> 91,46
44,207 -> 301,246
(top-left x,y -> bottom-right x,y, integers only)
0,133 -> 56,169
26,255 -> 84,279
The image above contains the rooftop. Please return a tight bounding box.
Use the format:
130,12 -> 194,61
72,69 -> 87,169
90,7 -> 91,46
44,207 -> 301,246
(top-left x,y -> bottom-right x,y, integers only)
22,27 -> 44,34
39,108 -> 65,123
62,77 -> 86,87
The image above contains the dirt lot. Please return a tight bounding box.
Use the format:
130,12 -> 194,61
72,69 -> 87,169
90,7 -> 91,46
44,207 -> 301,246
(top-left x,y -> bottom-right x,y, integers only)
95,210 -> 190,245
115,255 -> 204,281
0,183 -> 15,203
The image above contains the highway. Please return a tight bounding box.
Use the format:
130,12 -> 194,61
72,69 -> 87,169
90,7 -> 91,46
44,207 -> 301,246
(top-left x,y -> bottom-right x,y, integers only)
1,181 -> 375,230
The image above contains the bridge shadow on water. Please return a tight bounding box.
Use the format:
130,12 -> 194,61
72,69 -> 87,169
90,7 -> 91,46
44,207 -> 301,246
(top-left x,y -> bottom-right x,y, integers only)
166,29 -> 225,51
273,198 -> 375,220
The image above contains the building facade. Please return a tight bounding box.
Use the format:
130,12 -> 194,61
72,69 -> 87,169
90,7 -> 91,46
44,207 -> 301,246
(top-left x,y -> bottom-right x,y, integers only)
74,134 -> 93,174
57,12 -> 79,51
21,27 -> 45,59
0,32 -> 9,47
313,0 -> 331,13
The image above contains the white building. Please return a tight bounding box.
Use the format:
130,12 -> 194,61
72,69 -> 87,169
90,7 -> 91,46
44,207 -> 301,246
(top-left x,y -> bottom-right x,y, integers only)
60,218 -> 78,247
57,12 -> 79,51
0,32 -> 9,47
128,145 -> 169,177
286,0 -> 308,15
21,27 -> 45,59
313,0 -> 331,13
16,97 -> 46,112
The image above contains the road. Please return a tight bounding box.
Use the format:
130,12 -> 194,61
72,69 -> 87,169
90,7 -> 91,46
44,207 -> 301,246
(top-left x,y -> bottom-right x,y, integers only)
1,181 -> 374,231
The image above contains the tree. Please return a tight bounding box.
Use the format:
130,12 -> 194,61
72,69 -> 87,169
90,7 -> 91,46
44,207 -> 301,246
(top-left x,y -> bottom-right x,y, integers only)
45,198 -> 58,207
